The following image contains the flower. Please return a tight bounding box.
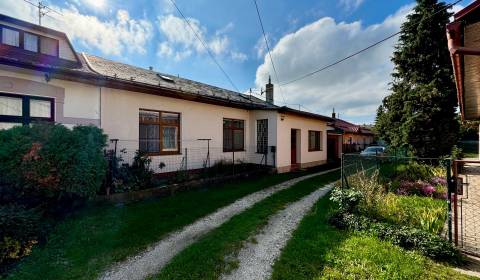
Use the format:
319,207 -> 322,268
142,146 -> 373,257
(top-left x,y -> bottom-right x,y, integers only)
422,184 -> 436,196
430,176 -> 447,187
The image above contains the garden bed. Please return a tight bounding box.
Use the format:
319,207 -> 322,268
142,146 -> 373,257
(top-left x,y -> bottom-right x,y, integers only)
96,167 -> 273,204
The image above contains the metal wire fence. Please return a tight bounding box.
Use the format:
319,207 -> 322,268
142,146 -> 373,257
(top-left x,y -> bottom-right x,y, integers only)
106,139 -> 276,175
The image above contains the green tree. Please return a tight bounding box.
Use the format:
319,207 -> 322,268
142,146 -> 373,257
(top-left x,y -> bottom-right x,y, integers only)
375,0 -> 459,157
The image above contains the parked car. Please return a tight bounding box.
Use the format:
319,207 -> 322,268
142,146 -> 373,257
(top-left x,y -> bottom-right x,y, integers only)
360,146 -> 385,156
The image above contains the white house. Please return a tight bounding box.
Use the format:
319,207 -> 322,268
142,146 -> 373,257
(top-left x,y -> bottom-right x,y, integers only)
0,14 -> 332,173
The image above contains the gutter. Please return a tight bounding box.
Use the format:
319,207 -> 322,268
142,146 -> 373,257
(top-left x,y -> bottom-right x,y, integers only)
446,22 -> 480,120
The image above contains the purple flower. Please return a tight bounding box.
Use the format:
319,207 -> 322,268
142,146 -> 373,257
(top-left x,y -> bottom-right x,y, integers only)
422,184 -> 436,196
430,176 -> 447,186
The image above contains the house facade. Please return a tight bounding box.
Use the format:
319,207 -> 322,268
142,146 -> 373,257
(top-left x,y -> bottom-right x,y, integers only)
326,110 -> 375,157
0,14 -> 332,173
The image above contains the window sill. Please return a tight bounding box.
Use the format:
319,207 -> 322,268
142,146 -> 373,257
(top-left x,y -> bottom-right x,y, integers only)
308,149 -> 323,152
143,151 -> 182,156
223,149 -> 246,153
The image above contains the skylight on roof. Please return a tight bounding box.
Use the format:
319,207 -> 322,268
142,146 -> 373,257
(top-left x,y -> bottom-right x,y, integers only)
157,74 -> 174,83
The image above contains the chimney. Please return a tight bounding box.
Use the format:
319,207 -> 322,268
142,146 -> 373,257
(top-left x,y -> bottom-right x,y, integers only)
332,108 -> 336,119
266,76 -> 274,104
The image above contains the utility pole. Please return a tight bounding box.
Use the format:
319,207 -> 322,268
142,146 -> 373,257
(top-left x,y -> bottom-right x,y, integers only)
23,0 -> 63,26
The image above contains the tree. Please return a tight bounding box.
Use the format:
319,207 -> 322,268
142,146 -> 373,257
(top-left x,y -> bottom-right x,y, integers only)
375,0 -> 459,158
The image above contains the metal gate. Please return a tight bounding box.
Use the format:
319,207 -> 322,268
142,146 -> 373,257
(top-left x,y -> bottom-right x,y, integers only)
453,160 -> 480,256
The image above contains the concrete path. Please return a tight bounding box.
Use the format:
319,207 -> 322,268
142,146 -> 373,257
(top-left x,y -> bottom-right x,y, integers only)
99,169 -> 338,280
220,183 -> 334,280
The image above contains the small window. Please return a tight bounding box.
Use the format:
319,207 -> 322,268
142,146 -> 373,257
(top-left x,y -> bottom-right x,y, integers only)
0,95 -> 22,116
256,119 -> 268,154
139,110 -> 180,155
223,118 -> 244,152
40,37 -> 58,56
24,32 -> 38,52
0,93 -> 54,128
2,27 -> 19,47
308,130 -> 322,151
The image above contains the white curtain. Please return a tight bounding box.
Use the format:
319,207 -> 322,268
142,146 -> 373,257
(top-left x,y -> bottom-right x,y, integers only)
24,33 -> 38,52
0,96 -> 22,116
2,28 -> 19,47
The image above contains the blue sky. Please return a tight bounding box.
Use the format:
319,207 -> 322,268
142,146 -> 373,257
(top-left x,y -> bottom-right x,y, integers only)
0,0 -> 464,124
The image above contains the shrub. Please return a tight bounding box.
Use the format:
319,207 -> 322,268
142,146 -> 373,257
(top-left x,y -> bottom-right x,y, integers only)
0,204 -> 47,273
0,123 -> 107,272
111,150 -> 155,193
329,212 -> 460,263
0,123 -> 107,200
330,186 -> 362,213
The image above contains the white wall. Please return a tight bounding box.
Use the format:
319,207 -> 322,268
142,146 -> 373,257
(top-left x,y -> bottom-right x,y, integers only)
0,66 -> 100,125
101,87 -> 257,172
276,113 -> 328,172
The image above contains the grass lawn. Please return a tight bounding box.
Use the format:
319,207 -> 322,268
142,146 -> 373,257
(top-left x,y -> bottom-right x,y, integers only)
150,171 -> 340,280
6,169 -> 328,280
270,195 -> 473,280
459,141 -> 479,159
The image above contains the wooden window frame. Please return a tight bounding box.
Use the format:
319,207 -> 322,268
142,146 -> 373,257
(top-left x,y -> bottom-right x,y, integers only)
0,92 -> 55,125
0,24 -> 59,57
223,118 -> 245,152
308,130 -> 322,152
139,109 -> 181,156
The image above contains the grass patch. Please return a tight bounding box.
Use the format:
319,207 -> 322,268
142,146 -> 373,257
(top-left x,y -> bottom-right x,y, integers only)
372,194 -> 447,234
150,171 -> 340,280
270,195 -> 472,280
6,169 -> 325,280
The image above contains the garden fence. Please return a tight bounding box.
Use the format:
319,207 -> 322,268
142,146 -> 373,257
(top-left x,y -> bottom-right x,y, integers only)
105,139 -> 276,175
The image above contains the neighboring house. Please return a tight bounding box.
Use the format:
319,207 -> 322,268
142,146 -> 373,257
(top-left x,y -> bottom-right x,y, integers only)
0,14 -> 332,174
327,109 -> 375,156
447,1 -> 480,157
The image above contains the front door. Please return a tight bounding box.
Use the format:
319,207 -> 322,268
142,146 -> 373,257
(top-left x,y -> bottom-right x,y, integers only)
291,129 -> 297,164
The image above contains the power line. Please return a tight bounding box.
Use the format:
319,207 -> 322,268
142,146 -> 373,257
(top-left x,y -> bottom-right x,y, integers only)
168,0 -> 240,92
280,0 -> 464,86
253,0 -> 286,103
22,0 -> 63,26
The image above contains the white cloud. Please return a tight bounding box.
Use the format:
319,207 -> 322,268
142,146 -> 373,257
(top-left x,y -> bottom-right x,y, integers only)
255,4 -> 414,123
0,0 -> 153,56
156,14 -> 243,62
231,51 -> 248,62
254,36 -> 268,59
339,0 -> 365,12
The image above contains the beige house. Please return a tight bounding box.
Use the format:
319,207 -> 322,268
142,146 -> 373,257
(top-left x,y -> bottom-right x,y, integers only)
0,14 -> 332,173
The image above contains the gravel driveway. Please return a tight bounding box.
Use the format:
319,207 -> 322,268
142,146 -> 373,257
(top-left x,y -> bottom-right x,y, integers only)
220,183 -> 334,280
99,169 -> 338,280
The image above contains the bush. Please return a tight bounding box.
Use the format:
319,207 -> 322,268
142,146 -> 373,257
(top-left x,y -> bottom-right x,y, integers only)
0,123 -> 107,200
329,212 -> 460,263
0,123 -> 107,272
112,150 -> 155,193
0,204 -> 47,273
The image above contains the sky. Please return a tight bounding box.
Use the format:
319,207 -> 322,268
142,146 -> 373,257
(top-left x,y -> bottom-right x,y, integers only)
0,0 -> 467,124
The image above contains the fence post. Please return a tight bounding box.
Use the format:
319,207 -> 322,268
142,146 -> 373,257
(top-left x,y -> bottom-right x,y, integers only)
341,153 -> 344,189
185,148 -> 188,172
232,150 -> 235,176
446,158 -> 453,243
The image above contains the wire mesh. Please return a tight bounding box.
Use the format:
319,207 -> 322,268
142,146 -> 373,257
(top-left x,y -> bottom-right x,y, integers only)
106,139 -> 276,174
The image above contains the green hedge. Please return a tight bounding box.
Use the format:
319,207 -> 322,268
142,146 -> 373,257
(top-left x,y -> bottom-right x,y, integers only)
0,123 -> 107,273
0,123 -> 107,200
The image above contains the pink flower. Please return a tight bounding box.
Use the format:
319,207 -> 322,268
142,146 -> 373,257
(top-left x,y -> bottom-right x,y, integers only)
422,184 -> 436,196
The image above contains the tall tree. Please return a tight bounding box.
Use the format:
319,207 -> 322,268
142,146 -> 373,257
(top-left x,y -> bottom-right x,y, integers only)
376,0 -> 459,157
